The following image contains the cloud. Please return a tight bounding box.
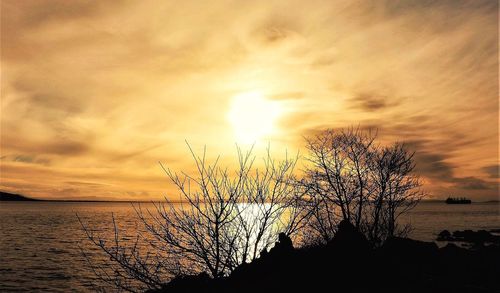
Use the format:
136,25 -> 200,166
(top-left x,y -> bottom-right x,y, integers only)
482,165 -> 500,179
349,93 -> 400,112
65,181 -> 109,188
413,151 -> 455,181
1,137 -> 90,156
270,92 -> 305,101
44,141 -> 89,155
0,0 -> 497,200
26,92 -> 87,115
13,155 -> 35,163
405,139 -> 499,195
9,0 -> 103,27
251,16 -> 300,45
451,176 -> 496,190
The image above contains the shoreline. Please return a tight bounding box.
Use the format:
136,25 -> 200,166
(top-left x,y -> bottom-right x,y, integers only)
151,221 -> 500,293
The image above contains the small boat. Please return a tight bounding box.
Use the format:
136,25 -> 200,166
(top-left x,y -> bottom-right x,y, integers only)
445,197 -> 472,204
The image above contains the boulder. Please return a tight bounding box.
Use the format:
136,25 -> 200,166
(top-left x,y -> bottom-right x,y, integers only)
437,229 -> 452,241
380,236 -> 439,264
156,272 -> 212,293
269,232 -> 294,255
328,220 -> 370,253
452,229 -> 498,243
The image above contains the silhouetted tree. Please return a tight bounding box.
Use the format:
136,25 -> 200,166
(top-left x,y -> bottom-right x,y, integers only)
301,128 -> 423,244
79,131 -> 424,292
366,142 -> 422,244
79,144 -> 304,292
78,213 -> 172,292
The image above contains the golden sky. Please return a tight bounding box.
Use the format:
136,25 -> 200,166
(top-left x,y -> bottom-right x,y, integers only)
1,0 -> 498,200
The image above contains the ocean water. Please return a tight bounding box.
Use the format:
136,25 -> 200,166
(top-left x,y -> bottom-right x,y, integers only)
0,201 -> 499,292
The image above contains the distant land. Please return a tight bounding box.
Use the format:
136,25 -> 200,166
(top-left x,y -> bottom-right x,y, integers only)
0,191 -> 497,203
0,191 -> 151,203
0,191 -> 42,201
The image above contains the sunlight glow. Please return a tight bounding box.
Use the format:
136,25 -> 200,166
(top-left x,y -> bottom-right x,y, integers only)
228,91 -> 283,144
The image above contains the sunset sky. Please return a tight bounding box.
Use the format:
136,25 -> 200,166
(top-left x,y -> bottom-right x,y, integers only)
1,0 -> 498,200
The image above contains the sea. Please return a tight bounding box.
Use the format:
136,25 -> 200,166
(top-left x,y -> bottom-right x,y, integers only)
1,201 -> 499,292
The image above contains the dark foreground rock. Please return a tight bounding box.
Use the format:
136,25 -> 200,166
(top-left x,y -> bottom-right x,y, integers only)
437,229 -> 500,244
151,222 -> 500,293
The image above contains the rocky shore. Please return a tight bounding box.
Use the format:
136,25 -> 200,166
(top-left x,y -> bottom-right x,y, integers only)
149,221 -> 500,293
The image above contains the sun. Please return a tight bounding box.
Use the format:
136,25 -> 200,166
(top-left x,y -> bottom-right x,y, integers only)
228,91 -> 283,144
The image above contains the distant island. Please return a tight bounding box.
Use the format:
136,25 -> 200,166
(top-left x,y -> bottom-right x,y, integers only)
0,191 -> 149,203
445,197 -> 472,204
0,191 -> 41,201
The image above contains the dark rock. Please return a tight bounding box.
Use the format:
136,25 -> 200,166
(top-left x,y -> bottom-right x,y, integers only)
149,228 -> 500,293
276,233 -> 293,250
439,243 -> 470,261
328,220 -> 370,253
268,232 -> 294,257
444,229 -> 500,244
380,236 -> 439,265
437,229 -> 452,241
259,247 -> 268,258
155,272 -> 213,293
383,237 -> 438,252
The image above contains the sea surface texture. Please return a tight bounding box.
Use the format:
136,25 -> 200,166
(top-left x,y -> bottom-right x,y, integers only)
1,201 -> 499,292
